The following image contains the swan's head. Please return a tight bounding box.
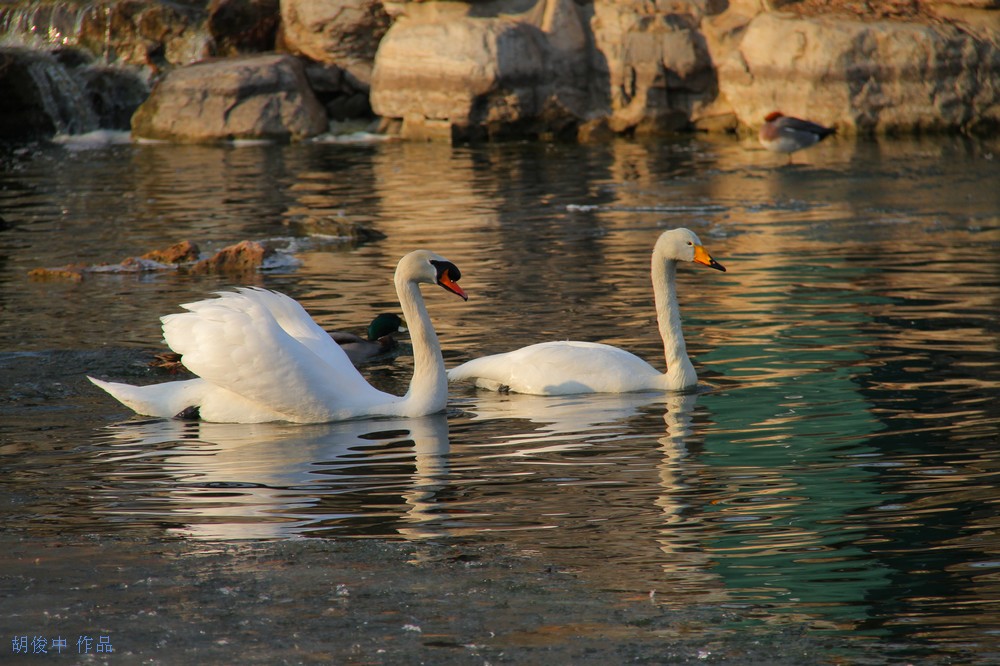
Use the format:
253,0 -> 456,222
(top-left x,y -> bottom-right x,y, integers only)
397,250 -> 469,300
655,228 -> 726,272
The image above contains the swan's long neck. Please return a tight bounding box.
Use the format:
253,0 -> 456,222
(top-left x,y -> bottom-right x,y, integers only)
651,256 -> 697,389
395,273 -> 447,415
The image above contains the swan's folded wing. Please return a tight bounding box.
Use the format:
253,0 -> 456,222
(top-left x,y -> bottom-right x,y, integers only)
229,288 -> 354,367
449,341 -> 660,395
162,291 -> 388,420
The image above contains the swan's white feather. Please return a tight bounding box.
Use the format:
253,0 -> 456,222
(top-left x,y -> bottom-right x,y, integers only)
89,250 -> 465,424
88,377 -> 210,418
447,340 -> 667,395
447,228 -> 724,396
160,288 -> 394,422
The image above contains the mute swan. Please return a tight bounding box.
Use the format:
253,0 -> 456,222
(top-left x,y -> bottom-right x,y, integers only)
90,250 -> 467,423
330,313 -> 406,365
150,313 -> 406,372
759,111 -> 835,163
447,228 -> 724,395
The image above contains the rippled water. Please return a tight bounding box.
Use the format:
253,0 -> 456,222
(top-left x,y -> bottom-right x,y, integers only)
2,132 -> 999,662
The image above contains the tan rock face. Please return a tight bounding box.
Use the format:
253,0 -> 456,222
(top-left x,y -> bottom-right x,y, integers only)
130,54 -> 329,142
372,18 -> 548,123
5,0 -> 998,142
590,1 -> 717,134
370,0 -> 595,139
367,0 -> 998,139
715,12 -> 1000,134
77,1 -> 213,71
280,0 -> 391,89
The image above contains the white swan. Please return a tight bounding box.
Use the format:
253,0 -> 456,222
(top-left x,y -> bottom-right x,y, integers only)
447,228 -> 724,395
149,312 -> 406,372
89,250 -> 468,423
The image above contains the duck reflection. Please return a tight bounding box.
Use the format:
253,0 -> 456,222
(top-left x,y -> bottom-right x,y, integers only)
99,414 -> 451,540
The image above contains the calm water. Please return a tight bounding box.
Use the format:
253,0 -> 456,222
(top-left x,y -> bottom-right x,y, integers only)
2,132 -> 999,662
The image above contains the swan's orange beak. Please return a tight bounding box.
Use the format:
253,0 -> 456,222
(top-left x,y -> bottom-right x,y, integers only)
438,273 -> 469,300
694,245 -> 726,272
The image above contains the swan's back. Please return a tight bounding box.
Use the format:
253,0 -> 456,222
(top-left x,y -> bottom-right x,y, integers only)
447,341 -> 666,395
162,289 -> 394,421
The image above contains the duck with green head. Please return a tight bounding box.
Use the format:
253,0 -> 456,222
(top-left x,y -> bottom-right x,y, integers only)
331,313 -> 407,365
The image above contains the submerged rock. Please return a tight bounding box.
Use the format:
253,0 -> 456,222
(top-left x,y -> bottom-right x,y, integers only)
140,240 -> 201,264
130,53 -> 328,142
188,240 -> 273,274
27,239 -> 275,281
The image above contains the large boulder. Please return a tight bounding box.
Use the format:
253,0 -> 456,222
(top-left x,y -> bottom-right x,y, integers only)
279,0 -> 391,90
589,0 -> 719,134
130,54 -> 328,142
370,0 -> 591,140
710,5 -> 1000,134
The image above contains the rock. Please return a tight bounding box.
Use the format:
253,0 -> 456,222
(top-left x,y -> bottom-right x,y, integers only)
280,0 -> 391,90
76,0 -> 213,72
208,0 -> 280,56
371,0 -> 592,141
79,65 -> 150,130
188,240 -> 274,274
130,54 -> 329,142
141,240 -> 201,264
372,17 -> 546,125
713,10 -> 1000,134
288,217 -> 387,241
304,61 -> 374,120
590,1 -> 718,135
0,47 -> 99,139
28,265 -> 88,282
5,0 -> 999,141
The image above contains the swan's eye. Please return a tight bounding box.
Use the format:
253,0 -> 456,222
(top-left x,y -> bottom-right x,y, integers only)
687,241 -> 693,246
431,260 -> 461,282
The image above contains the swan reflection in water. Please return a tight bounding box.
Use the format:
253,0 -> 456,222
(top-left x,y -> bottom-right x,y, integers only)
98,391 -> 710,562
453,389 -> 726,602
98,414 -> 452,540
452,389 -> 697,457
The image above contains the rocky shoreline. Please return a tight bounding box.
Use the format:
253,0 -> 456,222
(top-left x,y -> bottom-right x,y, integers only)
1,0 -> 997,142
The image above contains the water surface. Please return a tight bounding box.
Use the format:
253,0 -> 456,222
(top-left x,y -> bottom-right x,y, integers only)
2,133 -> 999,662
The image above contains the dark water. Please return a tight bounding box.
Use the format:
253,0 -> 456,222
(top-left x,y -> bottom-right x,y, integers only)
2,132 -> 999,662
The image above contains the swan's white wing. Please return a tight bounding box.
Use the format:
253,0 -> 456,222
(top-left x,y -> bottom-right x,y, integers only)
224,288 -> 353,368
448,341 -> 664,395
162,290 -> 393,421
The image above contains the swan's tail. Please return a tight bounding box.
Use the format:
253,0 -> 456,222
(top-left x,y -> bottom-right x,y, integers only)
88,376 -> 206,418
